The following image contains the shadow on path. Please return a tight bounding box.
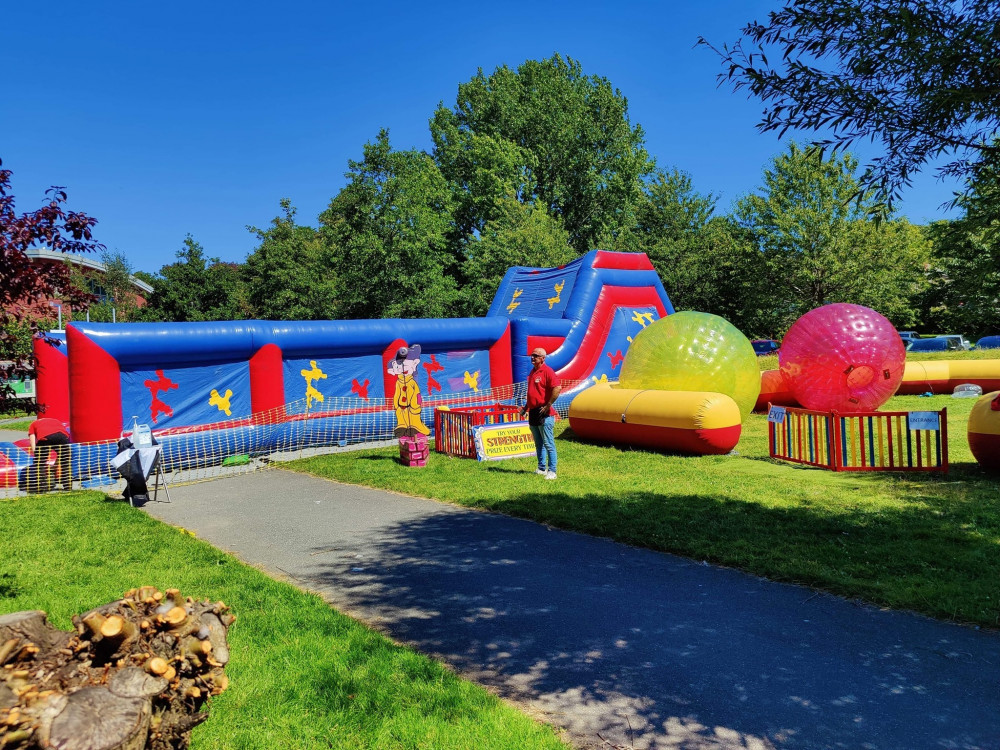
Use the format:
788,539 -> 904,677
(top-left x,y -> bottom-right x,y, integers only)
148,470 -> 999,750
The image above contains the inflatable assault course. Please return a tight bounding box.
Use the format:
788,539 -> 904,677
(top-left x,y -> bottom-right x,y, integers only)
1,250 -> 676,488
8,249 -> 1000,489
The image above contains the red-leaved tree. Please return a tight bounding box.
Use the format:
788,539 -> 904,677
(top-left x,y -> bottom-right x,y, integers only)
0,157 -> 101,414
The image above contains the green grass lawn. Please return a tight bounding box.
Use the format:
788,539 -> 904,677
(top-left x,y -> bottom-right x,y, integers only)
0,494 -> 569,750
2,352 -> 998,748
0,418 -> 33,431
289,392 -> 999,629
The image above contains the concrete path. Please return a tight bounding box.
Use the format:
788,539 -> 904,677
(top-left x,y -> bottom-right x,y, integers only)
142,469 -> 999,750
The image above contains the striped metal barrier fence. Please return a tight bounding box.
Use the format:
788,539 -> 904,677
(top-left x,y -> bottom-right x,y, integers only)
767,404 -> 948,474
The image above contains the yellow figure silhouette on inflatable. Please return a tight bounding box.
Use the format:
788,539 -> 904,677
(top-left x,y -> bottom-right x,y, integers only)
209,388 -> 233,416
631,310 -> 654,328
301,360 -> 327,409
547,280 -> 565,310
506,289 -> 523,314
463,370 -> 480,392
387,345 -> 431,438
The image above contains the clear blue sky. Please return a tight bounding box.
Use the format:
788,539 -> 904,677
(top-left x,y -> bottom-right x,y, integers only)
3,1 -> 958,274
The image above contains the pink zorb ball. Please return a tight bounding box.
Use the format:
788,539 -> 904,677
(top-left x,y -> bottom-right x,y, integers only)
779,304 -> 905,413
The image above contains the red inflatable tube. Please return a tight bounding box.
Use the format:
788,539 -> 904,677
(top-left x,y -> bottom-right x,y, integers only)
754,369 -> 798,412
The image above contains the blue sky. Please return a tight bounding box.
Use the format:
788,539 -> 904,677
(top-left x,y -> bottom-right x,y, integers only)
4,1 -> 958,274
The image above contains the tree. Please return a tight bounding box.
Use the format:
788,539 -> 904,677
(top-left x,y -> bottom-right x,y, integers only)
701,0 -> 1000,210
735,143 -> 929,331
0,159 -> 99,413
320,130 -> 458,319
431,54 -> 654,253
84,250 -> 141,323
649,215 -> 781,337
916,150 -> 1000,338
142,236 -> 249,322
460,197 -> 576,317
624,168 -> 719,278
244,201 -> 335,321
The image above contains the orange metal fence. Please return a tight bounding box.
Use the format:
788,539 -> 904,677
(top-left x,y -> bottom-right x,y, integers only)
767,405 -> 948,474
434,403 -> 524,458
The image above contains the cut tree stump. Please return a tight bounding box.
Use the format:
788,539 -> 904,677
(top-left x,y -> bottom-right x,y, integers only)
0,588 -> 234,750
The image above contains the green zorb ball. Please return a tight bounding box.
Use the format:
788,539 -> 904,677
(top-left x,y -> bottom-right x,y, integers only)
618,311 -> 760,420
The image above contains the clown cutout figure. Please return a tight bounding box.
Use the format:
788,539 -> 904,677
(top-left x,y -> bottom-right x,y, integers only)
388,344 -> 431,437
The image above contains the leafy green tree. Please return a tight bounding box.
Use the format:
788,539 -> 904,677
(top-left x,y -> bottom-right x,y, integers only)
916,151 -> 1000,338
142,236 -> 249,322
320,130 -> 458,319
431,54 -> 654,253
637,170 -> 717,241
735,143 -> 929,331
653,215 -> 780,337
919,224 -> 999,338
622,168 -> 718,277
244,201 -> 335,321
460,197 -> 575,317
85,250 -> 141,322
701,0 -> 1000,210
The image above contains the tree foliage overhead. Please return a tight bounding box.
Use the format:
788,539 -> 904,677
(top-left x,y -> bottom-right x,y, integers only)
0,159 -> 99,413
432,54 -> 654,254
701,0 -> 1000,210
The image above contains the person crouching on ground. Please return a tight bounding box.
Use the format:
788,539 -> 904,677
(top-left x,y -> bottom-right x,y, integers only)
28,416 -> 71,490
520,348 -> 562,479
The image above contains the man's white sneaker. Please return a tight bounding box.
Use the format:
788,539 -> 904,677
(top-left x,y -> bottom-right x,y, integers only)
535,468 -> 547,475
545,471 -> 557,480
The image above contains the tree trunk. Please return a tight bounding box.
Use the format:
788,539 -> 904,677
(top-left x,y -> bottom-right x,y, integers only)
0,588 -> 233,750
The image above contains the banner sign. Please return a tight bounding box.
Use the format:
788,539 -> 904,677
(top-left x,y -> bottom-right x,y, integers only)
473,422 -> 536,461
907,411 -> 940,431
767,405 -> 786,424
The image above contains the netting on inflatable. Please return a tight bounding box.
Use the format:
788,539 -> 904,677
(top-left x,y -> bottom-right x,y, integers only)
0,381 -> 583,498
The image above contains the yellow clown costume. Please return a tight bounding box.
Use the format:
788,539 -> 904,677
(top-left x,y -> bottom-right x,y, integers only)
388,345 -> 431,437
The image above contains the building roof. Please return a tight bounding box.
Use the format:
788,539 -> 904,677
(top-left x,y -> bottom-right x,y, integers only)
24,248 -> 153,294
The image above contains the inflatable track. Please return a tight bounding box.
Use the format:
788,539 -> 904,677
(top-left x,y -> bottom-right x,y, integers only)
4,250 -> 673,488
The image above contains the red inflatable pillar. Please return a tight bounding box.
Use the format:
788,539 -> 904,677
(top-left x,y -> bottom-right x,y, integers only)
67,326 -> 123,443
33,334 -> 69,423
249,343 -> 285,423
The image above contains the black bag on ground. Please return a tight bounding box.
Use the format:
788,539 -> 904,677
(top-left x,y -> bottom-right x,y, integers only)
114,437 -> 150,505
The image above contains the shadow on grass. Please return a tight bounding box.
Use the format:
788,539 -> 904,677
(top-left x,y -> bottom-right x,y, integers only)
0,572 -> 20,598
293,487 -> 999,750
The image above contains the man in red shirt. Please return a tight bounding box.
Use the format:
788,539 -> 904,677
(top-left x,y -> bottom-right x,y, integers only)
519,348 -> 562,479
28,417 -> 71,490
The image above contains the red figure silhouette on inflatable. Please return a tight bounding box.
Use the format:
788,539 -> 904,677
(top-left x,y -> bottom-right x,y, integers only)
143,369 -> 179,423
422,353 -> 444,395
351,378 -> 370,400
607,349 -> 624,370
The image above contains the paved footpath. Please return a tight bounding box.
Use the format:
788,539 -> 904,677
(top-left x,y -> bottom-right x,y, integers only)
143,469 -> 999,750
